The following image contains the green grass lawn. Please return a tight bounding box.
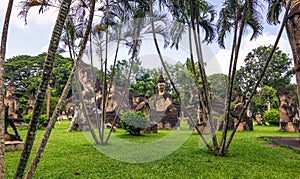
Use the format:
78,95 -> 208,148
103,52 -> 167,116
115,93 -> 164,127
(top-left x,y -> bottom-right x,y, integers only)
5,121 -> 300,179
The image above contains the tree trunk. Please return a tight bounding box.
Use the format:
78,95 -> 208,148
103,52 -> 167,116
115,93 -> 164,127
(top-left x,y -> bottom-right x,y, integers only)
286,14 -> 300,108
24,0 -> 96,173
14,0 -> 72,178
0,0 -> 14,178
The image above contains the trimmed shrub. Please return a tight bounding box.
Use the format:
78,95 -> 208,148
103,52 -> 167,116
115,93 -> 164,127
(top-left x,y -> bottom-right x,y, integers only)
263,109 -> 280,125
121,111 -> 149,136
22,112 -> 48,128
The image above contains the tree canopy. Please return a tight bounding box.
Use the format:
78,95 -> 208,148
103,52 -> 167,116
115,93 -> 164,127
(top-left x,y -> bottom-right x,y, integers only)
236,45 -> 293,93
4,53 -> 72,99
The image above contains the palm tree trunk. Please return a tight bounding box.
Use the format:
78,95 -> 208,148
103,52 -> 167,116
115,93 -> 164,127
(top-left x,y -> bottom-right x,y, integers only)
24,0 -> 96,178
225,0 -> 292,151
186,25 -> 212,149
14,0 -> 72,178
0,0 -> 14,178
188,0 -> 218,150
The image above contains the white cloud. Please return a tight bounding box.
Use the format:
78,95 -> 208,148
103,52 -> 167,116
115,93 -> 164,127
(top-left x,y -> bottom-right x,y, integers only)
39,44 -> 49,54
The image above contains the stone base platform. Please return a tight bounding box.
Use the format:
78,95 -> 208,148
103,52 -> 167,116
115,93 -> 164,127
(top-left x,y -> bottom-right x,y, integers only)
5,141 -> 24,152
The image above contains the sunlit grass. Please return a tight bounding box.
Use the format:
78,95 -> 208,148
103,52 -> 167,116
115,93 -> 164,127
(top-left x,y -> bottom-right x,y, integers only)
5,121 -> 300,178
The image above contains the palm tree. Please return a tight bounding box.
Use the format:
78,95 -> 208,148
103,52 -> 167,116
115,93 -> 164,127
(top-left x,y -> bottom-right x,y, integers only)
24,0 -> 96,178
0,0 -> 14,177
164,0 -> 218,152
14,0 -> 72,178
216,0 -> 263,155
266,0 -> 300,109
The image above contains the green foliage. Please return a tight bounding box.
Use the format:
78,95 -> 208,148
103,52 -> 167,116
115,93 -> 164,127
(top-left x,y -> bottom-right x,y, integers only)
42,96 -> 60,116
22,112 -> 32,124
4,53 -> 72,104
208,74 -> 227,101
22,112 -> 47,127
236,45 -> 293,93
250,86 -> 279,115
263,109 -> 280,125
121,111 -> 149,135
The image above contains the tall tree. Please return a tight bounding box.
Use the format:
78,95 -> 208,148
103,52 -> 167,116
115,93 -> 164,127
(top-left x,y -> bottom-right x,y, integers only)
236,45 -> 293,93
14,0 -> 72,178
216,0 -> 263,155
4,53 -> 72,98
266,0 -> 300,110
0,0 -> 14,178
24,0 -> 96,177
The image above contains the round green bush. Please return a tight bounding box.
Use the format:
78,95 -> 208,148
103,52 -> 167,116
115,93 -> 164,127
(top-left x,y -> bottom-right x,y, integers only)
263,109 -> 280,125
121,111 -> 149,136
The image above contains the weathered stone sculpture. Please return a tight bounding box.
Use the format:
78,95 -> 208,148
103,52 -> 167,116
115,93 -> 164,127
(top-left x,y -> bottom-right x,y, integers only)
130,92 -> 150,115
96,83 -> 121,128
149,74 -> 180,129
4,79 -> 20,120
4,106 -> 21,141
230,87 -> 253,131
22,93 -> 35,115
279,86 -> 299,132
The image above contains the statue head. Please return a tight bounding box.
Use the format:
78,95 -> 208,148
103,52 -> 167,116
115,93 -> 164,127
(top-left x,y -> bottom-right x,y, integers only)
28,93 -> 36,107
233,87 -> 243,104
157,74 -> 166,94
279,86 -> 289,104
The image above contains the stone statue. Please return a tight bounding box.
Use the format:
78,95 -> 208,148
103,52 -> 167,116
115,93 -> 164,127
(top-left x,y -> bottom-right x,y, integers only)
278,86 -> 299,132
4,106 -> 21,141
4,79 -> 20,120
22,93 -> 35,115
149,74 -> 179,129
255,111 -> 263,125
96,82 -> 121,128
230,87 -> 253,131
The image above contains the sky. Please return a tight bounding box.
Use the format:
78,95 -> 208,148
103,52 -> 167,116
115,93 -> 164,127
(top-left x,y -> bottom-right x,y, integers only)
0,0 -> 294,77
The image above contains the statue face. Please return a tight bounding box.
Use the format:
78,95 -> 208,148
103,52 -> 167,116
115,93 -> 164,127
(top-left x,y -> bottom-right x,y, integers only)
158,82 -> 165,93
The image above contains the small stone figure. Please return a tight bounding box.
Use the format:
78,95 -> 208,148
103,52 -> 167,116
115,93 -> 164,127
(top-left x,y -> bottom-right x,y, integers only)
97,83 -> 121,128
255,111 -> 263,125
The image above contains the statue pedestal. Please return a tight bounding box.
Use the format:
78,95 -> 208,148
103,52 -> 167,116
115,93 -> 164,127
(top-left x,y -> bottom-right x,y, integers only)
280,122 -> 298,132
141,124 -> 158,134
5,141 -> 24,152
